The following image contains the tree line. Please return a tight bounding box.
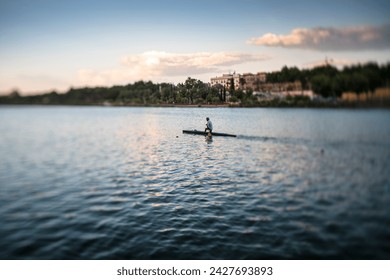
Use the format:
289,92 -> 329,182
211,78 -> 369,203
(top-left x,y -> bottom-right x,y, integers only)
266,62 -> 389,99
1,62 -> 389,106
0,78 -> 225,106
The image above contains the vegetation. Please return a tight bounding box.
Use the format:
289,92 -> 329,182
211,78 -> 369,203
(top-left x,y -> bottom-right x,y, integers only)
1,62 -> 389,107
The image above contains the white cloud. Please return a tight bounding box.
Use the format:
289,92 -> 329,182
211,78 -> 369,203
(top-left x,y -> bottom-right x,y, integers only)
121,51 -> 267,76
78,51 -> 268,86
247,24 -> 390,51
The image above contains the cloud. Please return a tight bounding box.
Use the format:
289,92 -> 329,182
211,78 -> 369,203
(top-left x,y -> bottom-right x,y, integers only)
78,51 -> 267,86
121,51 -> 267,76
247,24 -> 390,51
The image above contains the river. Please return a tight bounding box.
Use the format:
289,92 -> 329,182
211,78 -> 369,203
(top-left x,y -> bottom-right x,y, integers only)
0,106 -> 389,259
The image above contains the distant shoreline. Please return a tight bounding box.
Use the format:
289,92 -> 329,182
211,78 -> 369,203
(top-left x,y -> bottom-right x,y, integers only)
1,100 -> 389,109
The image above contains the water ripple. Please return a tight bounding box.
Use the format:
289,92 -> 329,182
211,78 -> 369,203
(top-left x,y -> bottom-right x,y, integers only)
0,106 -> 389,259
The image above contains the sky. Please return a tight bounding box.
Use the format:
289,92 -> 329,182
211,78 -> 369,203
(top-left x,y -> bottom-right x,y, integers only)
0,0 -> 389,94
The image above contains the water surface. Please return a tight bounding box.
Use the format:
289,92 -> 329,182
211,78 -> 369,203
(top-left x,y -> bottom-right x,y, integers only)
0,106 -> 389,259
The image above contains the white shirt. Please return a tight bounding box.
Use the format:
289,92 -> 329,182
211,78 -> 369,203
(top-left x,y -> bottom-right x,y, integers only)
207,120 -> 213,131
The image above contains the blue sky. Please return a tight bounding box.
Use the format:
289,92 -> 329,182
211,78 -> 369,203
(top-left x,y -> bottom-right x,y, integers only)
0,0 -> 389,94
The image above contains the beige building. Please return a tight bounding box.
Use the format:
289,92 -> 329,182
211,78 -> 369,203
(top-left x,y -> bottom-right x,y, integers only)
211,72 -> 267,91
256,72 -> 267,83
210,73 -> 241,91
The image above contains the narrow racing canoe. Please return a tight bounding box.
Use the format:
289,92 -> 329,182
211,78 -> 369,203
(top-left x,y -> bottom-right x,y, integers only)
182,129 -> 237,137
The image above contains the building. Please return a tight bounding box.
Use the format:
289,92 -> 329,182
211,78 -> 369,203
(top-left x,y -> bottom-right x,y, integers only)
210,73 -> 241,91
256,72 -> 267,83
241,73 -> 255,90
211,72 -> 267,91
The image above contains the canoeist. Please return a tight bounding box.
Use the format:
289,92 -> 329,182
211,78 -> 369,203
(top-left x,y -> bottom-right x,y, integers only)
205,117 -> 213,133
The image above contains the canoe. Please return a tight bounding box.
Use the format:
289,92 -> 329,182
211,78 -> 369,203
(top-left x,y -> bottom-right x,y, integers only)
182,129 -> 237,137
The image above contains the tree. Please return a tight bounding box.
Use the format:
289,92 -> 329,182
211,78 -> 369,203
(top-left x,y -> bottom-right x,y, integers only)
362,62 -> 381,99
299,69 -> 310,91
332,73 -> 348,98
160,83 -> 173,103
239,77 -> 246,89
311,74 -> 333,98
310,65 -> 338,78
229,77 -> 235,94
280,66 -> 301,82
379,62 -> 390,87
234,89 -> 244,101
181,77 -> 209,104
350,73 -> 369,100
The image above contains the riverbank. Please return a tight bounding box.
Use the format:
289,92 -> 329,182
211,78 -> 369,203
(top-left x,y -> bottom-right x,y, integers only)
1,100 -> 390,108
1,93 -> 390,108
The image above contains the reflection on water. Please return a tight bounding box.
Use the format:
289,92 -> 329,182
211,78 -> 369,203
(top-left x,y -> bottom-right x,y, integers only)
0,106 -> 389,259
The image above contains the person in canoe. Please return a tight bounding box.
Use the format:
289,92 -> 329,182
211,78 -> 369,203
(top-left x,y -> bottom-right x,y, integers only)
205,117 -> 213,133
